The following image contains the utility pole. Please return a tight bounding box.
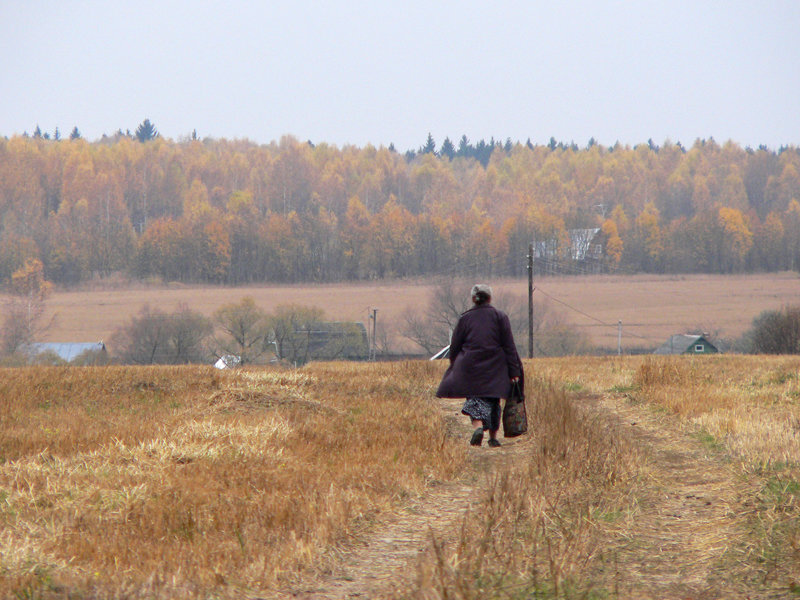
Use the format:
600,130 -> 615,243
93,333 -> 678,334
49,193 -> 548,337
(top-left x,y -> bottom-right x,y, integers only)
618,320 -> 622,356
369,308 -> 378,361
528,242 -> 534,358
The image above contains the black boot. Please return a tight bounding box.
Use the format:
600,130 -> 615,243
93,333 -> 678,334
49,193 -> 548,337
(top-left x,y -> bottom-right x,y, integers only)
470,427 -> 484,446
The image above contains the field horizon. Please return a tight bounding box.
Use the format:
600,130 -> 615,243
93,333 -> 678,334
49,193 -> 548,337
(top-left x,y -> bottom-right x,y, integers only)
6,271 -> 799,357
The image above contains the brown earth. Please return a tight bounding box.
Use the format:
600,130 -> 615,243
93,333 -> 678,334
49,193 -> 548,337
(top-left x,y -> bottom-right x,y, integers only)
18,272 -> 800,353
266,391 -> 780,599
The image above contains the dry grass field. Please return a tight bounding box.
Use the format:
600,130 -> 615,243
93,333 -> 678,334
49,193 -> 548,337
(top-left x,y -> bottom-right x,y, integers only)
2,355 -> 800,598
0,362 -> 461,599
406,355 -> 800,599
20,271 -> 800,354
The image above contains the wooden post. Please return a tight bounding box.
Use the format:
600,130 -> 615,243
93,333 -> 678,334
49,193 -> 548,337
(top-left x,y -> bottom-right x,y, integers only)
528,243 -> 534,358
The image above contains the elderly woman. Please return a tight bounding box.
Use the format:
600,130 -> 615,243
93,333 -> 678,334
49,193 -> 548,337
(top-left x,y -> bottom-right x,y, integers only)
436,284 -> 523,447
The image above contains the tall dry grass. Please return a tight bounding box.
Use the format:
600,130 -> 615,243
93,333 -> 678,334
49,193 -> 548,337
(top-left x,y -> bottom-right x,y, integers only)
0,361 -> 463,599
408,355 -> 800,597
629,355 -> 800,467
408,375 -> 646,598
531,354 -> 800,593
515,355 -> 800,469
628,354 -> 800,589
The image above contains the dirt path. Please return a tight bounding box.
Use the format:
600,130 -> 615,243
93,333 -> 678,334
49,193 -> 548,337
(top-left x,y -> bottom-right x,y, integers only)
584,393 -> 767,599
277,393 -> 773,599
281,398 -> 535,599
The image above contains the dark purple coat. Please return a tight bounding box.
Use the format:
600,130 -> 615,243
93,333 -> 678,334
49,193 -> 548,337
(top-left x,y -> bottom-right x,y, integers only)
436,303 -> 523,399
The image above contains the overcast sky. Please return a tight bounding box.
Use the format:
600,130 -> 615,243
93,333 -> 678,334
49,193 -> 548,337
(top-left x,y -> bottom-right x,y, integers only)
1,1 -> 798,151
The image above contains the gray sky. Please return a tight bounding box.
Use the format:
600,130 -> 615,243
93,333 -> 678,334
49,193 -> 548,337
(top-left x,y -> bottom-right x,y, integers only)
1,1 -> 798,151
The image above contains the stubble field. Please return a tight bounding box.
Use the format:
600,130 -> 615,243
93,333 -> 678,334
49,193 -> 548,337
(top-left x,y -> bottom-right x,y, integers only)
2,355 -> 800,598
25,271 -> 800,354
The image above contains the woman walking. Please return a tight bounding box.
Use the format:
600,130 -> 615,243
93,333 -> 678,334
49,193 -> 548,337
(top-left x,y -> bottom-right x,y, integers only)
436,284 -> 523,447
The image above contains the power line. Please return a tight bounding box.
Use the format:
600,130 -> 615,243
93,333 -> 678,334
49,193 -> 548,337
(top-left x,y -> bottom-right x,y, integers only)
532,284 -> 663,345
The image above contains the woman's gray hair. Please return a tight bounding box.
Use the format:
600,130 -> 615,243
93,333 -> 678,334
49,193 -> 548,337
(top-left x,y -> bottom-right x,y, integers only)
471,283 -> 492,304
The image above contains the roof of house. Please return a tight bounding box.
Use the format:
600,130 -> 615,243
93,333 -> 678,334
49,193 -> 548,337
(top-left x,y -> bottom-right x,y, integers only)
26,342 -> 106,362
214,354 -> 241,369
568,228 -> 602,261
654,334 -> 719,355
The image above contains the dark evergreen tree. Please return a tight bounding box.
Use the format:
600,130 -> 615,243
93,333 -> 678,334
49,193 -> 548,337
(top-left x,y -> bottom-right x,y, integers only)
33,125 -> 42,138
53,127 -> 60,141
548,137 -> 558,151
69,127 -> 81,140
421,132 -> 436,155
526,138 -> 534,150
504,138 -> 513,152
135,119 -> 159,142
440,137 -> 455,160
457,135 -> 471,158
474,139 -> 493,167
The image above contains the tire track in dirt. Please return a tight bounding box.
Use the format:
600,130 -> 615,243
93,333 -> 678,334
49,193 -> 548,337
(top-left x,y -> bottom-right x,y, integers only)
581,392 -> 771,599
281,397 -> 534,600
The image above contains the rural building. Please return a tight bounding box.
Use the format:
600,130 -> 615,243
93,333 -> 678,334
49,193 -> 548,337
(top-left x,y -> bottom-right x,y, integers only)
214,354 -> 241,369
302,321 -> 369,361
654,334 -> 720,355
533,228 -> 604,274
24,342 -> 108,364
568,228 -> 603,262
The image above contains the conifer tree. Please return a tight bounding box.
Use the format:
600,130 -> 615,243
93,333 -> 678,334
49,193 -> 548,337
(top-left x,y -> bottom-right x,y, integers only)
135,119 -> 159,142
421,132 -> 436,155
440,137 -> 455,160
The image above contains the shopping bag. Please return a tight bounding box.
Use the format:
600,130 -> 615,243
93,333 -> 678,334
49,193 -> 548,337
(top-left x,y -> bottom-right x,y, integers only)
502,381 -> 528,437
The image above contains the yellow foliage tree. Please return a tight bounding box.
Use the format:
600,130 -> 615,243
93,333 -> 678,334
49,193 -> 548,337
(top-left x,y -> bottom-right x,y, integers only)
717,206 -> 753,272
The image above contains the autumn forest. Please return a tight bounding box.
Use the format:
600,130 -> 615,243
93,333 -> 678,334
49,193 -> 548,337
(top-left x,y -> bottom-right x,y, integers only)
1,131 -> 799,287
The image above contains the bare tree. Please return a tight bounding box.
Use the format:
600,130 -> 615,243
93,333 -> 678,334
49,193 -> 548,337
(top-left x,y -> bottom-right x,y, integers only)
110,305 -> 171,364
267,304 -> 325,365
213,297 -> 271,365
169,304 -> 213,363
401,279 -> 591,357
401,278 -> 474,355
1,259 -> 53,356
110,304 -> 212,364
748,306 -> 800,354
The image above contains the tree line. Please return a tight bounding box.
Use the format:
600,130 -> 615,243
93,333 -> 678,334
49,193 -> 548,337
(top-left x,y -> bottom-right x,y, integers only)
1,131 -> 799,287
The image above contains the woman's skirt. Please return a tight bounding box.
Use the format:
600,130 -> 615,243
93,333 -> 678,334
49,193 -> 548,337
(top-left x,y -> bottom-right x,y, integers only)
461,397 -> 501,431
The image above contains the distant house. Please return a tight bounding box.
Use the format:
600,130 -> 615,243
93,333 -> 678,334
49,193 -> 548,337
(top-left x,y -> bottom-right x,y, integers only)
24,342 -> 108,364
568,228 -> 603,262
654,334 -> 720,355
214,354 -> 241,369
302,322 -> 369,361
533,228 -> 604,274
